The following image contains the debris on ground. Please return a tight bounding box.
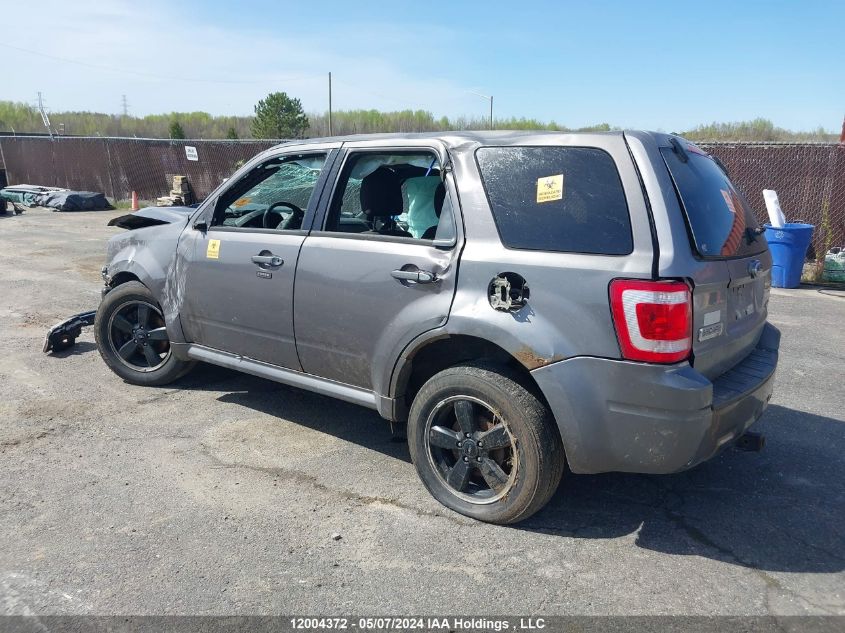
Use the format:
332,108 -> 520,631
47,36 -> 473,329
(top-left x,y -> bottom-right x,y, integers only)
822,247 -> 845,283
0,185 -> 112,212
1,184 -> 66,213
35,190 -> 113,211
156,175 -> 194,207
43,310 -> 97,353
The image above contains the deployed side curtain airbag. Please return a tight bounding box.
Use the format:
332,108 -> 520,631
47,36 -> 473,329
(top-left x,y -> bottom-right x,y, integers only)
403,176 -> 441,239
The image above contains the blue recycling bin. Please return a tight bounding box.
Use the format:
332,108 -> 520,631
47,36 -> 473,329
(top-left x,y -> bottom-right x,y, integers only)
763,223 -> 814,288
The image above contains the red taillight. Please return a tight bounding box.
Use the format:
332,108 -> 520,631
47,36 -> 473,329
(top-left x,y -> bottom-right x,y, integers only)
609,279 -> 692,363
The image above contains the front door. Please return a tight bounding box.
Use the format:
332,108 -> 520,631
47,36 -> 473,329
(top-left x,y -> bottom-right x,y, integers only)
294,145 -> 462,390
179,147 -> 338,369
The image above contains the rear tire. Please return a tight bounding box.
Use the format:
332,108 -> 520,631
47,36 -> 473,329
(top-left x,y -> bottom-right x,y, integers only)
94,281 -> 194,386
408,363 -> 565,524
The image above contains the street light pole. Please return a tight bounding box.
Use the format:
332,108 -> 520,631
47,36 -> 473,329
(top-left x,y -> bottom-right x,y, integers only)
469,90 -> 493,130
328,72 -> 333,136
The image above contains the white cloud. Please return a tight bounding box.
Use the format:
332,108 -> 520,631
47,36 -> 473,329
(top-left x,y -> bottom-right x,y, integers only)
2,0 -> 483,117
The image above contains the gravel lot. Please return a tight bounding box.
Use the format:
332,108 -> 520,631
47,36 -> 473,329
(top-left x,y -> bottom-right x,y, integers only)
1,207 -> 843,616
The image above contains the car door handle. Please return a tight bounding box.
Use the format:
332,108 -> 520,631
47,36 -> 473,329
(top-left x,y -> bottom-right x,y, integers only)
252,255 -> 284,267
391,269 -> 438,284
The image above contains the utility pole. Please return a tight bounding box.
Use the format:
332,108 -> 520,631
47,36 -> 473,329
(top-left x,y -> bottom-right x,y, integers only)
121,94 -> 129,117
469,91 -> 494,130
37,91 -> 54,138
328,72 -> 333,136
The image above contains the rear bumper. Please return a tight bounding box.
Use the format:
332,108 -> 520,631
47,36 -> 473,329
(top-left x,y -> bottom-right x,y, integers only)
531,323 -> 780,474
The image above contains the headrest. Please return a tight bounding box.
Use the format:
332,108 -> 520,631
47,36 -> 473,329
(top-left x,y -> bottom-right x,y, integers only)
360,166 -> 403,217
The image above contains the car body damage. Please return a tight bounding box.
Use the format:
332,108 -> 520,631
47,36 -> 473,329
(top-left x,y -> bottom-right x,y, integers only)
43,310 -> 97,353
105,208 -> 192,304
44,206 -> 195,355
107,205 -> 196,230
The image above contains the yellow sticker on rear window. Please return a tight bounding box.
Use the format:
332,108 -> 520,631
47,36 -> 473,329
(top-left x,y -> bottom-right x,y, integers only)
537,174 -> 564,203
206,239 -> 221,259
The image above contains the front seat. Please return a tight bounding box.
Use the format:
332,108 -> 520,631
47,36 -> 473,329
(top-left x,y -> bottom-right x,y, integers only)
420,182 -> 446,240
359,166 -> 412,238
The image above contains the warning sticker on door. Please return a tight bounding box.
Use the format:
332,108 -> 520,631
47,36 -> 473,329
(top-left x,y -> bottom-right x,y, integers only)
206,239 -> 221,259
536,174 -> 564,203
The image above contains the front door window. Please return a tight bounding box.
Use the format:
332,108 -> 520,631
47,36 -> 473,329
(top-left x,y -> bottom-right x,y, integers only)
212,154 -> 326,231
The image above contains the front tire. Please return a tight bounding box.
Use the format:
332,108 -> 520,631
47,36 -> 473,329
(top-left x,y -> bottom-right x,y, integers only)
94,281 -> 194,386
408,363 -> 565,524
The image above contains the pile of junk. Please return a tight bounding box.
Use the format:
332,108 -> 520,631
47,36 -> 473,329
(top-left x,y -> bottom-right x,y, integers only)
0,184 -> 112,213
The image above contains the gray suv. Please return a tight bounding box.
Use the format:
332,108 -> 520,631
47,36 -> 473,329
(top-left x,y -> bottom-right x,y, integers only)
92,131 -> 779,524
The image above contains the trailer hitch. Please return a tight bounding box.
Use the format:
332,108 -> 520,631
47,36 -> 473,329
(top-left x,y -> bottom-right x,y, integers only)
43,310 -> 97,353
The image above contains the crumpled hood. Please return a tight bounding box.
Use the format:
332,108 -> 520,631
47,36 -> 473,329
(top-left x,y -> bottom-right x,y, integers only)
108,205 -> 195,230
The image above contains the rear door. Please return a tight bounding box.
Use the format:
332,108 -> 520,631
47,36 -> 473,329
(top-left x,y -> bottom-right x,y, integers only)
293,142 -> 462,393
659,140 -> 771,377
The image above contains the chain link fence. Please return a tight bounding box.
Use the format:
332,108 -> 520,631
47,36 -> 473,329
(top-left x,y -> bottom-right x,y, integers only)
1,135 -> 843,265
0,136 -> 282,204
699,142 -> 845,263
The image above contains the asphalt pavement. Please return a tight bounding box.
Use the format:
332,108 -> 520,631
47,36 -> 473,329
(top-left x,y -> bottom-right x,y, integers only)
1,207 -> 843,615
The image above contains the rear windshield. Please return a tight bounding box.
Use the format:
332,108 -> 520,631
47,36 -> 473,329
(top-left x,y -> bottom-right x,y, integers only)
661,146 -> 765,259
475,146 -> 633,255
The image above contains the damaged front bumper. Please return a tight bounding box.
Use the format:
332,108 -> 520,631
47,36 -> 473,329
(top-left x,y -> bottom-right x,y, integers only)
43,310 -> 97,353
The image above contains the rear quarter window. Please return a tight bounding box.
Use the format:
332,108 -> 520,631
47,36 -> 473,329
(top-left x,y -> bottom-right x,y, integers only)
475,146 -> 633,255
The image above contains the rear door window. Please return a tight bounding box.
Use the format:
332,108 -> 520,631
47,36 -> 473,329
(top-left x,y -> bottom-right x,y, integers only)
475,146 -> 632,255
661,146 -> 765,258
324,151 -> 455,242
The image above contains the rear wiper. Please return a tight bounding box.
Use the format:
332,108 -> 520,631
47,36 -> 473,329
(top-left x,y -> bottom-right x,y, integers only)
745,226 -> 766,243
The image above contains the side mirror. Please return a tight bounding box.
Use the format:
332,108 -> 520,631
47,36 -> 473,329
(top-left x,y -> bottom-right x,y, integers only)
193,221 -> 208,232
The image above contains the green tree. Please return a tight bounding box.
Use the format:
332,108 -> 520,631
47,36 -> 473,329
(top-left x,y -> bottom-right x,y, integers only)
169,120 -> 186,139
251,91 -> 309,139
225,126 -> 239,139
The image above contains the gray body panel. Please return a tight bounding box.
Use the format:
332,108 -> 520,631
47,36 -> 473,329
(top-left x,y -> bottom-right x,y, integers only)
294,233 -> 458,389
100,130 -> 780,475
178,228 -> 306,368
432,133 -> 652,364
294,139 -> 461,393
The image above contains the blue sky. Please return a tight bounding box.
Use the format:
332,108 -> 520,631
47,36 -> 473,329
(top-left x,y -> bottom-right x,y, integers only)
2,0 -> 843,131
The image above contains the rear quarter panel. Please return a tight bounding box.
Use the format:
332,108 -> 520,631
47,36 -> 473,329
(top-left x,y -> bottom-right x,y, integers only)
435,133 -> 655,366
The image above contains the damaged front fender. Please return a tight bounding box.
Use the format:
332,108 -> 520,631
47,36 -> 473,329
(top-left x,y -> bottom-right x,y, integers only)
107,205 -> 196,230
